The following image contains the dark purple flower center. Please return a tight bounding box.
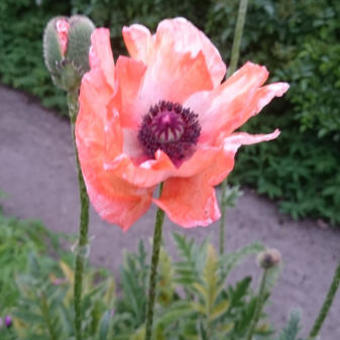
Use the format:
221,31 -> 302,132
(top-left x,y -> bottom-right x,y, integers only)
138,100 -> 201,167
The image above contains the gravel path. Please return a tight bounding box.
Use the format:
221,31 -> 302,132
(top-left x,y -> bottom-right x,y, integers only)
0,85 -> 339,339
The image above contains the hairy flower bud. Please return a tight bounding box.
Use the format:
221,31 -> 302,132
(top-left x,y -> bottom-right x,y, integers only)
257,248 -> 281,269
43,15 -> 95,91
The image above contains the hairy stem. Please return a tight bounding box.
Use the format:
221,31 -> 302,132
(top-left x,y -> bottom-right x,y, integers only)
67,90 -> 90,340
145,184 -> 165,340
227,0 -> 248,78
246,269 -> 268,340
219,179 -> 227,254
219,0 -> 248,255
309,262 -> 340,339
40,292 -> 58,340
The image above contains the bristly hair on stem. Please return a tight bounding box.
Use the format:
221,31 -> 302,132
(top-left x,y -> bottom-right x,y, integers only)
219,0 -> 248,255
67,90 -> 90,340
145,183 -> 165,340
309,262 -> 340,339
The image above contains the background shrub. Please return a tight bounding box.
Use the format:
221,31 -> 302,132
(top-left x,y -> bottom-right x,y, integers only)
0,0 -> 70,113
0,0 -> 339,225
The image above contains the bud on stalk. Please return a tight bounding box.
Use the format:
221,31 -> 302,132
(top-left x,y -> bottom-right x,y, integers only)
43,15 -> 95,91
257,248 -> 282,269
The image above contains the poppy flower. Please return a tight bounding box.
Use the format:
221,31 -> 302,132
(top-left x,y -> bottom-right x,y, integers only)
75,17 -> 289,230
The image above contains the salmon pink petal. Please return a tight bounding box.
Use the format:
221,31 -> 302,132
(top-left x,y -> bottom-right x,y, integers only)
206,129 -> 281,186
123,19 -> 226,86
154,173 -> 221,228
77,78 -> 154,230
84,173 -> 153,231
122,24 -> 152,63
115,56 -> 147,129
89,28 -> 115,90
103,150 -> 176,188
185,62 -> 289,143
123,19 -> 216,107
78,67 -> 122,159
105,145 -> 226,189
173,145 -> 222,178
224,129 -> 281,150
155,18 -> 226,86
139,47 -> 213,109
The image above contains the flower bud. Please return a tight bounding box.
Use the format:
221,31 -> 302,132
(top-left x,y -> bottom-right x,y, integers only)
43,15 -> 95,91
257,248 -> 281,269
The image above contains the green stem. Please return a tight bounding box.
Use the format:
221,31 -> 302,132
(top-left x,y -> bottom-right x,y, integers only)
219,179 -> 227,255
40,292 -> 58,340
145,184 -> 165,340
309,262 -> 340,339
67,90 -> 90,340
227,0 -> 248,78
246,269 -> 268,340
219,0 -> 248,255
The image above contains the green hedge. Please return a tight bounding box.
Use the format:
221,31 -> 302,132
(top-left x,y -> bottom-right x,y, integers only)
1,0 -> 339,225
0,1 -> 70,113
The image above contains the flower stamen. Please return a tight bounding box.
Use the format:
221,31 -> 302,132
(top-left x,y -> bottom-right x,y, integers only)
138,100 -> 201,167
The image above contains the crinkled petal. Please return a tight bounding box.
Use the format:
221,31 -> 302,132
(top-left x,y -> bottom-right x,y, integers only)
185,62 -> 289,144
139,47 -> 213,110
122,24 -> 152,63
103,150 -> 176,188
104,145 -> 228,188
123,18 -> 226,86
115,56 -> 147,129
83,172 -> 154,231
89,28 -> 115,89
123,19 -> 216,109
172,145 -> 223,178
78,69 -> 122,161
224,129 -> 281,150
115,50 -> 214,130
76,60 -> 154,230
155,17 -> 226,86
207,129 -> 281,186
154,173 -> 221,228
77,107 -> 154,230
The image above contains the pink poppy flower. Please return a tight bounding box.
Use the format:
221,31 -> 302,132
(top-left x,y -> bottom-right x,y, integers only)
75,17 -> 289,230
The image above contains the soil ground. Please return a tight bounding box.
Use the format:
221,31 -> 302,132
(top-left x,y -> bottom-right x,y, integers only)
0,85 -> 339,339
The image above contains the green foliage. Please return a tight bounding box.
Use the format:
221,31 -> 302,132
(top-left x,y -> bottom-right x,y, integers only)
0,207 -> 115,339
0,209 -> 309,340
12,254 -> 115,339
1,209 -> 281,340
0,208 -> 66,309
273,310 -> 304,340
71,0 -> 210,43
229,113 -> 340,225
0,0 -> 70,113
112,233 -> 272,340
